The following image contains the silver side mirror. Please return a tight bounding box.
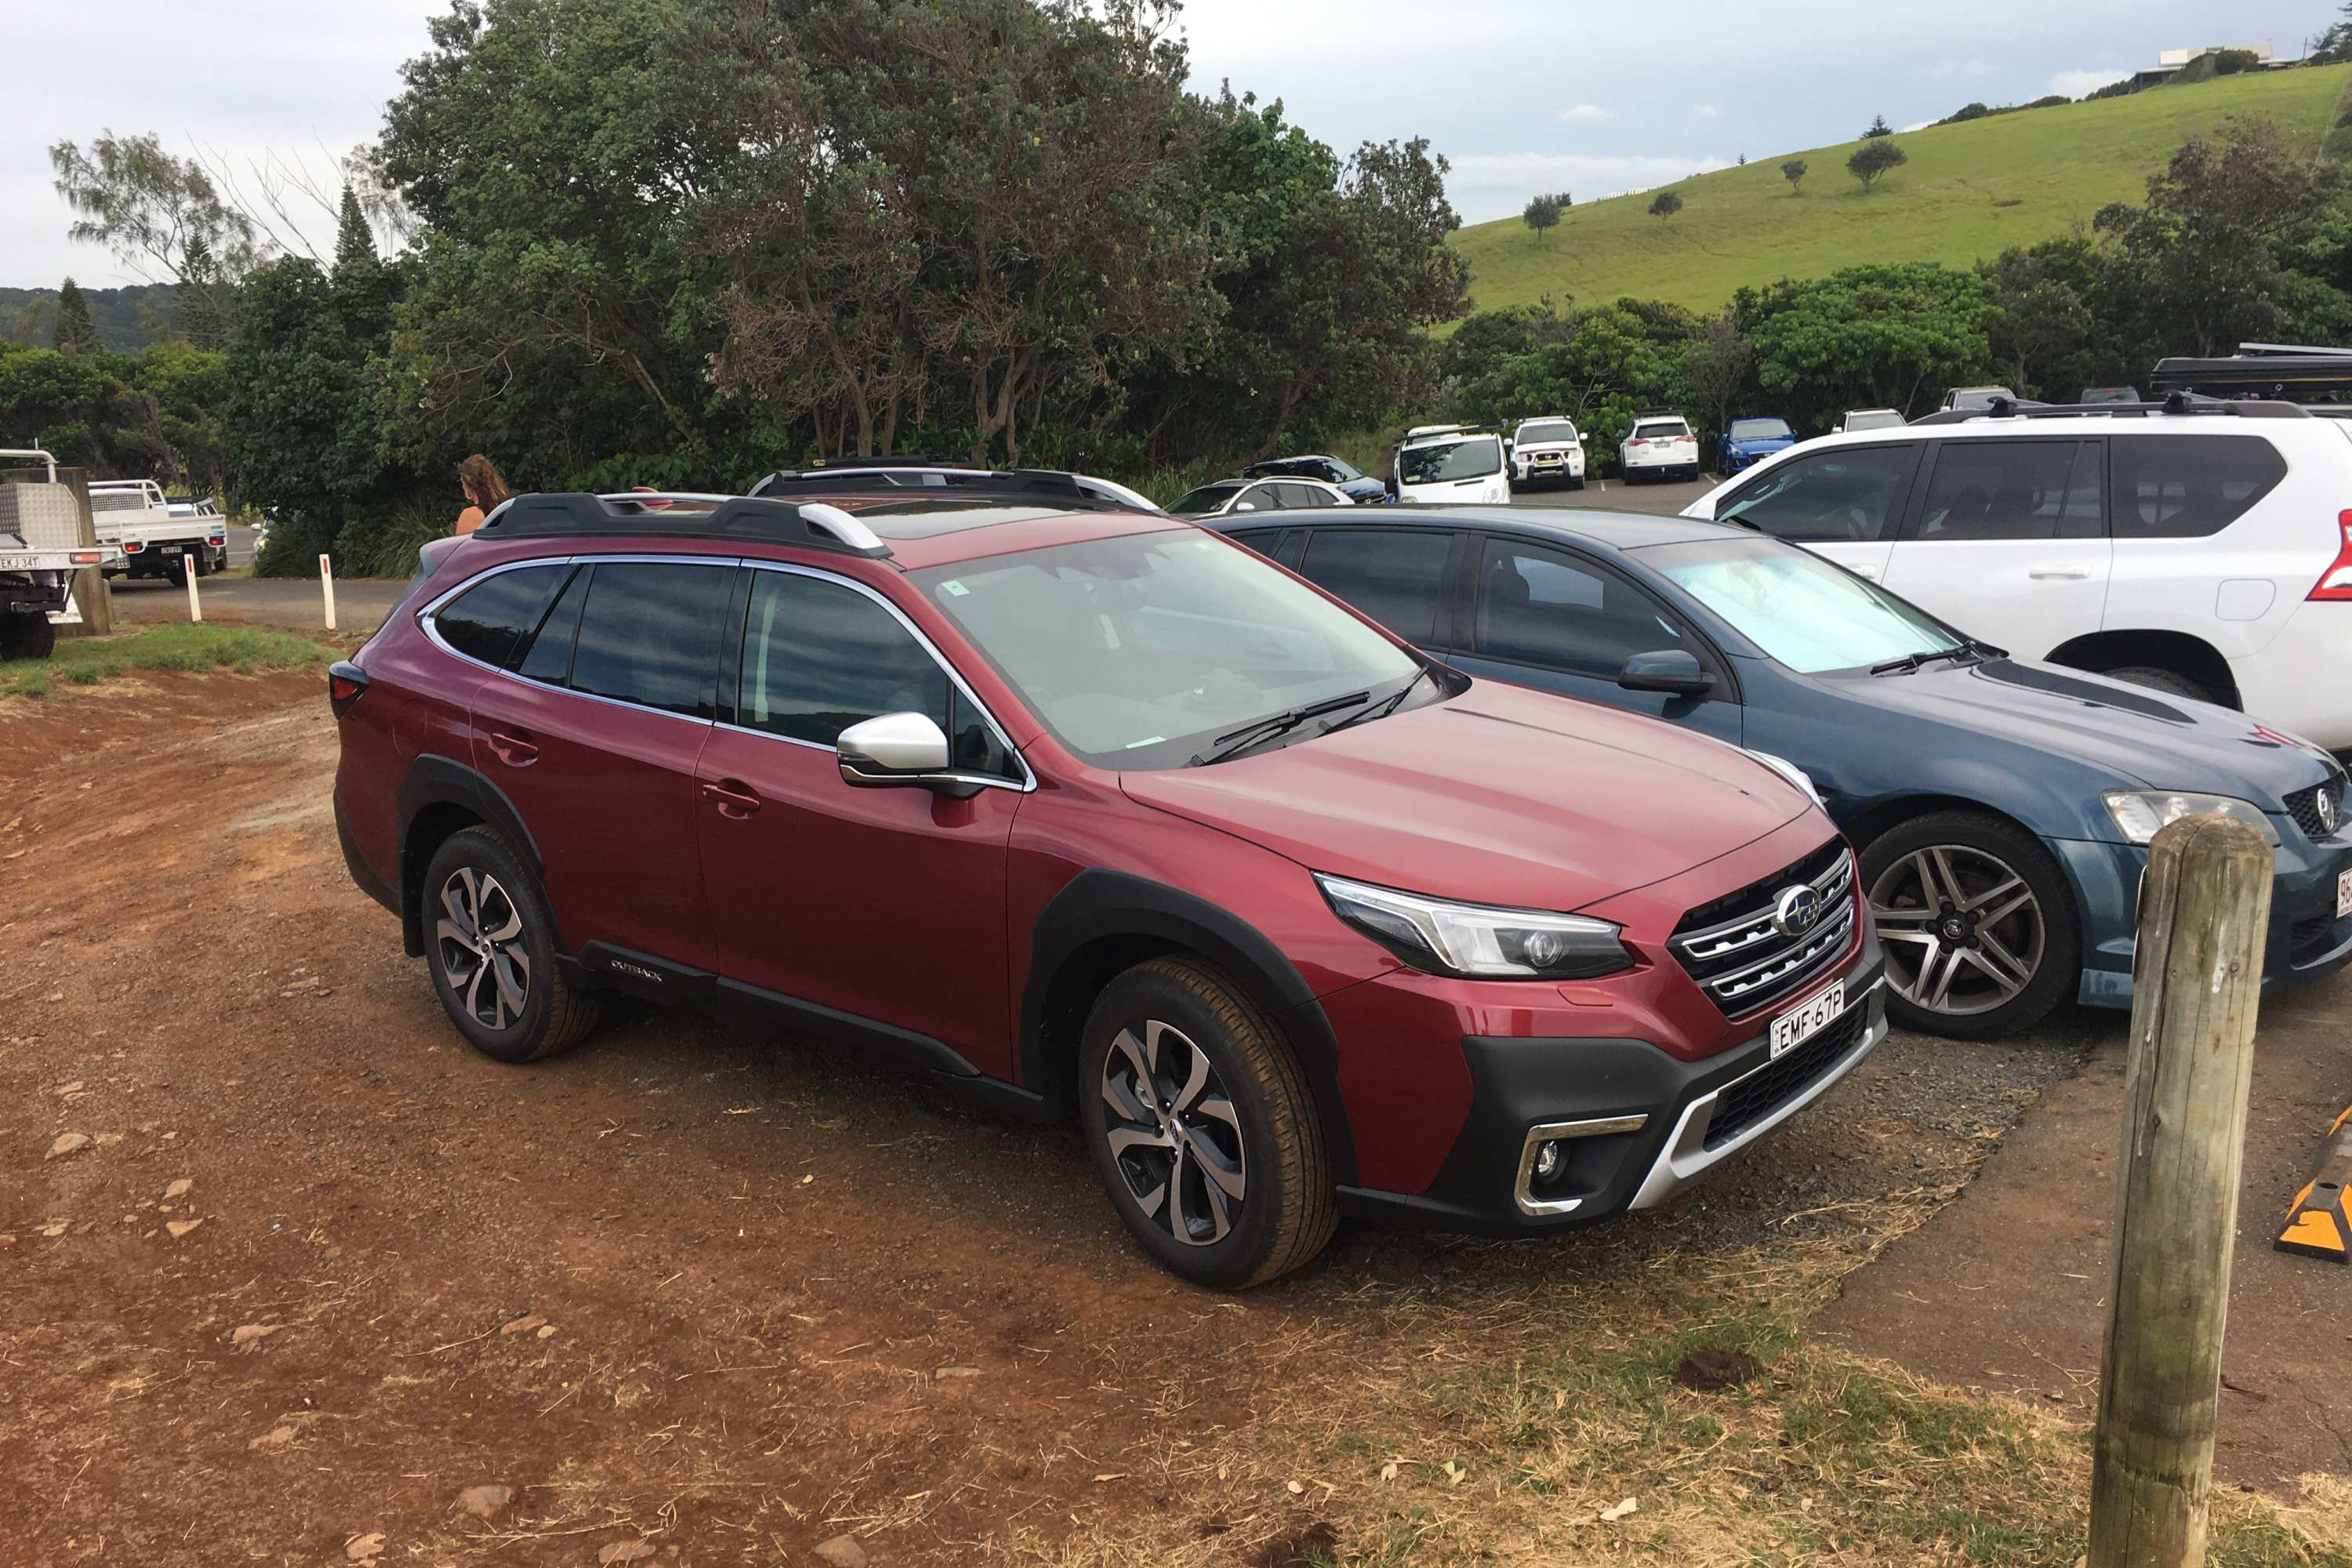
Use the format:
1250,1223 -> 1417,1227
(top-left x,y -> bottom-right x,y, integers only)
837,711 -> 952,787
1232,499 -> 1256,512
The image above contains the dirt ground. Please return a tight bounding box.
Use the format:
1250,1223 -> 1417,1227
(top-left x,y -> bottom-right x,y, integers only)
0,670 -> 2325,1566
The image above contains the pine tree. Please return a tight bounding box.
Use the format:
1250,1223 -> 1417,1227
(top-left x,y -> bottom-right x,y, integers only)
1864,114 -> 1894,140
178,234 -> 230,350
333,187 -> 378,273
330,186 -> 396,340
53,277 -> 101,354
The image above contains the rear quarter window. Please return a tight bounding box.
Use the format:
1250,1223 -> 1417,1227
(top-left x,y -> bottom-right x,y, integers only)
431,564 -> 568,670
2111,434 -> 2287,539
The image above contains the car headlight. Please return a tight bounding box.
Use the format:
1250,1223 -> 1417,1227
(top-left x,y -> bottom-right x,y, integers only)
2101,790 -> 2279,847
1744,749 -> 1823,804
1315,873 -> 1632,980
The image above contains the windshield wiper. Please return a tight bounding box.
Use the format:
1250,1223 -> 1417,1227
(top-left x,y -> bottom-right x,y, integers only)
1871,639 -> 2002,676
1319,668 -> 1436,738
1189,690 -> 1371,767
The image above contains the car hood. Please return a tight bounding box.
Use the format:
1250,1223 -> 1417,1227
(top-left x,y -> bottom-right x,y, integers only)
1120,681 -> 1813,913
1823,658 -> 2336,807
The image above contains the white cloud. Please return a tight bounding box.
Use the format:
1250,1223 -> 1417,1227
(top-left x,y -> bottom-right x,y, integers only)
1693,103 -> 1721,119
1446,151 -> 1735,223
1556,103 -> 1612,124
2049,67 -> 2130,99
1933,58 -> 1994,79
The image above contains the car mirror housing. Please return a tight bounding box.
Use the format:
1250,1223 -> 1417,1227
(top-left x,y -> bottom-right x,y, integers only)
1618,648 -> 1715,697
837,711 -> 955,787
1232,500 -> 1257,513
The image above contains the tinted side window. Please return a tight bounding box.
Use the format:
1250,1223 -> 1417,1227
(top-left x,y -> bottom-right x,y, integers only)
1718,445 -> 1918,543
1915,441 -> 2101,541
1227,528 -> 1285,556
1275,483 -> 1325,509
515,564 -> 587,684
1298,529 -> 1456,643
739,571 -> 953,752
433,564 -> 567,670
1240,484 -> 1284,512
2111,434 -> 2288,539
1475,539 -> 1693,678
566,562 -> 728,718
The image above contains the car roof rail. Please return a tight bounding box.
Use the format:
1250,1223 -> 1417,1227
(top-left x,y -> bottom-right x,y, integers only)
746,466 -> 1156,513
1910,394 -> 2310,425
475,492 -> 892,558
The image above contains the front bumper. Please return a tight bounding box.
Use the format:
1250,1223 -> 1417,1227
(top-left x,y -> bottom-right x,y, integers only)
2055,830 -> 2352,1009
1337,940 -> 1888,1234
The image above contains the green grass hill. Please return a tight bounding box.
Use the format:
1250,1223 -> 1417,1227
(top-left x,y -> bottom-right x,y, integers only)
1451,65 -> 2352,319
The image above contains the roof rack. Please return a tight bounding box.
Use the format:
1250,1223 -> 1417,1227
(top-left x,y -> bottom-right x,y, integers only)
1910,392 -> 2310,425
747,466 -> 1156,514
802,453 -> 978,471
2150,350 -> 2352,397
475,492 -> 891,558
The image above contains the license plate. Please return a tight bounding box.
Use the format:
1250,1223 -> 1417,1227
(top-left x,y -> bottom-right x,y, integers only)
160,544 -> 183,555
1770,981 -> 1845,1058
0,553 -> 38,572
2337,869 -> 2352,919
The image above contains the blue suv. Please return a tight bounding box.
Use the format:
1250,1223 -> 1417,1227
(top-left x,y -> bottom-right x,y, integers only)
1208,506 -> 2352,1039
1719,417 -> 1799,474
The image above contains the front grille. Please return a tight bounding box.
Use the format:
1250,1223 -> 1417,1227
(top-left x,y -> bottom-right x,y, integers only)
1704,1000 -> 1867,1150
2284,776 -> 2345,842
1670,841 -> 1857,1018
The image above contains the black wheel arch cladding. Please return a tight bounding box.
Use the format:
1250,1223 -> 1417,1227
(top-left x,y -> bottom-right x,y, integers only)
394,755 -> 561,958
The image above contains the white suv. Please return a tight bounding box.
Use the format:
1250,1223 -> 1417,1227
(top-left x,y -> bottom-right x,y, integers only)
1682,402 -> 2352,750
1620,412 -> 1700,482
1510,417 -> 1586,489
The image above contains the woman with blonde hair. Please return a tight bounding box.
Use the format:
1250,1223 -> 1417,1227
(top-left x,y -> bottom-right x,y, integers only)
453,455 -> 512,535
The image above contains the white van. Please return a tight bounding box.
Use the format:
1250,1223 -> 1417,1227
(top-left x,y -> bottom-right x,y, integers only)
1393,430 -> 1511,505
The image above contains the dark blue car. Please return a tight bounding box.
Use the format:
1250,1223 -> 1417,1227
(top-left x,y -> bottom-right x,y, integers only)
1207,506 -> 2352,1039
1719,416 -> 1798,474
1242,454 -> 1389,505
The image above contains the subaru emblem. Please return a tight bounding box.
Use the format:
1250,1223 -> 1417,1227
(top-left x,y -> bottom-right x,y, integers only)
1772,885 -> 1821,937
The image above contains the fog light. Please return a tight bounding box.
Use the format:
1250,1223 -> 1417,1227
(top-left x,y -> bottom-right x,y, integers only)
1532,1140 -> 1563,1181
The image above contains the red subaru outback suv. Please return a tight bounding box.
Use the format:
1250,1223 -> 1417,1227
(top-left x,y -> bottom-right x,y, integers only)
329,477 -> 1885,1287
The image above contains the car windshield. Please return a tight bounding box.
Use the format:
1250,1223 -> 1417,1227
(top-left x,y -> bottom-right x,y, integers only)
1730,419 -> 1792,440
915,530 -> 1426,771
1641,535 -> 1966,674
1167,481 -> 1243,516
1517,421 -> 1578,444
1844,411 -> 1904,430
1399,437 -> 1500,485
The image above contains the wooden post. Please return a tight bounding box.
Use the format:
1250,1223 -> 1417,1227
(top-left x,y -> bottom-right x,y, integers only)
2088,814 -> 2271,1568
319,553 -> 337,631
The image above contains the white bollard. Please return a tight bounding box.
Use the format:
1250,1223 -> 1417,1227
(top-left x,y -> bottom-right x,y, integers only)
185,558 -> 202,622
319,553 -> 338,632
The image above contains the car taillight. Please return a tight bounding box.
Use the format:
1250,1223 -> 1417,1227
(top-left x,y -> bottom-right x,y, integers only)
122,539 -> 143,553
69,550 -> 100,565
207,533 -> 224,546
2312,512 -> 2352,601
328,660 -> 369,717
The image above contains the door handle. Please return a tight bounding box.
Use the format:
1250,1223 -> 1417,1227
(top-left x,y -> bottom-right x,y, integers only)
2029,566 -> 2092,581
701,779 -> 762,818
488,729 -> 539,766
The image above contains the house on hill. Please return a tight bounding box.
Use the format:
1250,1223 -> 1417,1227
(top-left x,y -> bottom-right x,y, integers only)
2129,42 -> 2301,90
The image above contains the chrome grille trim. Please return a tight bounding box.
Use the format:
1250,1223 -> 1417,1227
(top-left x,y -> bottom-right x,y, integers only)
1670,846 -> 1857,1017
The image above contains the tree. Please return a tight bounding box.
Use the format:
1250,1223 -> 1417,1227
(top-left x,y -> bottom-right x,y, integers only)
1649,189 -> 1685,220
225,257 -> 379,564
329,185 -> 397,343
49,132 -> 259,288
1980,240 -> 2094,396
1682,307 -> 1755,440
1864,114 -> 1893,139
53,278 -> 101,355
1523,193 -> 1562,243
1848,138 -> 1908,191
1744,263 -> 1998,426
1781,158 -> 1808,194
176,234 -> 230,350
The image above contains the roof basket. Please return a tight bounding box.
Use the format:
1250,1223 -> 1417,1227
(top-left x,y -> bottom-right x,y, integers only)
475,492 -> 891,558
747,466 -> 1155,514
2151,349 -> 2352,399
1911,394 -> 2308,425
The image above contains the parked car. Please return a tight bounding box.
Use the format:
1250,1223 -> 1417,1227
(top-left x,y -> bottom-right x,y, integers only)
1837,409 -> 1907,434
1169,475 -> 1354,517
1940,387 -> 2018,412
1718,416 -> 1799,475
2078,387 -> 2140,405
332,478 -> 1879,1287
1680,398 -> 2352,753
1242,455 -> 1388,505
1620,412 -> 1700,483
1393,429 -> 1512,504
1510,418 -> 1587,489
88,478 -> 227,585
1206,506 -> 2352,1038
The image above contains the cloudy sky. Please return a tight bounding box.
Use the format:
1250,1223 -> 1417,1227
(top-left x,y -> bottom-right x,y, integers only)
5,1 -> 2343,288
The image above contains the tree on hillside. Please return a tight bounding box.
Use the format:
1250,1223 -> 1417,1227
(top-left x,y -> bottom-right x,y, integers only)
53,278 -> 101,355
1781,158 -> 1807,194
1649,189 -> 1684,220
1523,193 -> 1562,243
1848,138 -> 1907,191
1682,307 -> 1756,437
1864,114 -> 1893,139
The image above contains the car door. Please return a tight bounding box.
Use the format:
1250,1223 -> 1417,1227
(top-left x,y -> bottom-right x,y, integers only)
1708,441 -> 1922,583
1451,535 -> 1741,745
1878,437 -> 2111,659
1292,526 -> 1469,652
694,563 -> 1024,1077
455,556 -> 734,974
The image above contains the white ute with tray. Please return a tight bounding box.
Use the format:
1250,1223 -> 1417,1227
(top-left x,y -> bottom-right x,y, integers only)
1,448 -> 121,660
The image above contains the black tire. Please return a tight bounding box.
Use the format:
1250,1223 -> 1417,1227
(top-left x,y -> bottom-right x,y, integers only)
420,826 -> 601,1064
2101,664 -> 2216,704
1566,475 -> 1585,491
1860,811 -> 2079,1040
1,611 -> 56,662
1078,956 -> 1337,1288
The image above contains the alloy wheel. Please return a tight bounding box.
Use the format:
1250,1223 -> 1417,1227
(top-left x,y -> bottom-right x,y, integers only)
1098,1019 -> 1248,1246
435,866 -> 532,1030
1869,845 -> 2044,1017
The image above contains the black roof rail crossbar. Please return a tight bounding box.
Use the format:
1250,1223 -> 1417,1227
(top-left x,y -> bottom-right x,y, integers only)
1910,394 -> 2309,425
748,466 -> 1156,513
2151,353 -> 2352,396
477,492 -> 891,558
803,453 -> 978,470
